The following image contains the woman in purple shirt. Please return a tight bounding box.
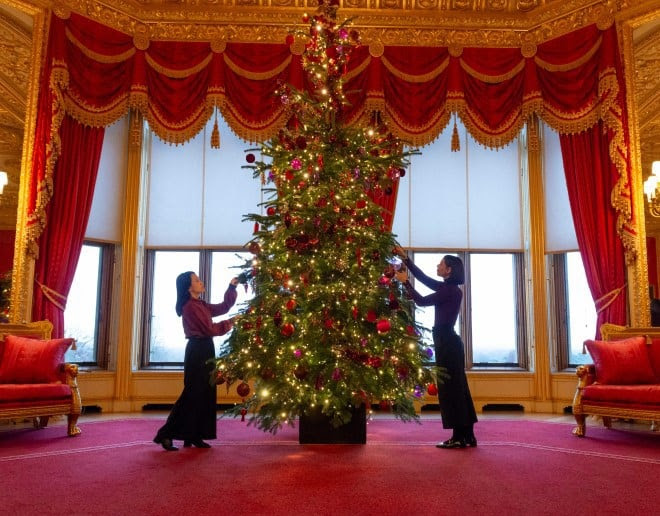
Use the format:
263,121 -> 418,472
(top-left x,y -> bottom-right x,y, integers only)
154,271 -> 238,451
394,249 -> 478,449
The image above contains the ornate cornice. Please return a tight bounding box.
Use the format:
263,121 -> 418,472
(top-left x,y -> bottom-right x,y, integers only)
50,0 -> 625,47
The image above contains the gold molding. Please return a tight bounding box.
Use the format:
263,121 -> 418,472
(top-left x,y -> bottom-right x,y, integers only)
47,0 -> 630,49
10,4 -> 49,324
620,17 -> 650,327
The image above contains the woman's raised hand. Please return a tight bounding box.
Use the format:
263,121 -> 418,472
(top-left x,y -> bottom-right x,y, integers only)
395,270 -> 408,283
393,246 -> 407,258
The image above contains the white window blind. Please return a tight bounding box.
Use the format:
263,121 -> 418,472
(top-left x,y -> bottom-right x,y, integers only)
146,116 -> 261,247
543,123 -> 578,252
393,119 -> 522,250
85,116 -> 128,242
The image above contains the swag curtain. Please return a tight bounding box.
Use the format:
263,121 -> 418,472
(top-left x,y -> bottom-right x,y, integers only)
27,12 -> 634,335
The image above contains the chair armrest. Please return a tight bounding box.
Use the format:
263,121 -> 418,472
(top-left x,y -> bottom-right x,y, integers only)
576,364 -> 596,387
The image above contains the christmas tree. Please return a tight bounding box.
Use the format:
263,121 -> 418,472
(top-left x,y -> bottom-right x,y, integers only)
215,0 -> 437,432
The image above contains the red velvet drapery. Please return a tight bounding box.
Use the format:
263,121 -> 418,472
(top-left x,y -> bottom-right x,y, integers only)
31,116 -> 104,338
560,123 -> 627,335
25,12 -> 636,332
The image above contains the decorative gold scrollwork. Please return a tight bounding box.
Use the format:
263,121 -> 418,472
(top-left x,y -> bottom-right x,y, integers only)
133,24 -> 150,51
53,4 -> 71,20
369,40 -> 384,58
448,43 -> 463,58
521,41 -> 537,58
211,39 -> 227,53
290,38 -> 306,56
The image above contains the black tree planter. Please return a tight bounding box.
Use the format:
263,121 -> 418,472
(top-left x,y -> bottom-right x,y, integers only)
298,404 -> 367,444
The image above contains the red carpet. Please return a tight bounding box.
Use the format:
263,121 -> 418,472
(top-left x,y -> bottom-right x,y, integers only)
1,417 -> 658,515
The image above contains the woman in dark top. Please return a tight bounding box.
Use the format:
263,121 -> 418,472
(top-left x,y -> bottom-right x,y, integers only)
154,271 -> 239,451
394,248 -> 478,449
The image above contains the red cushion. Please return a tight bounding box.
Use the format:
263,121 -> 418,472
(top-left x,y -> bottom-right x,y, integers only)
0,335 -> 74,383
0,383 -> 72,402
584,337 -> 656,385
582,384 -> 660,405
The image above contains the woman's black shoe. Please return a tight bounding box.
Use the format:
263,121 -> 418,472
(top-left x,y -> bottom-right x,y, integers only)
183,439 -> 211,448
154,436 -> 178,451
465,435 -> 478,447
436,438 -> 467,449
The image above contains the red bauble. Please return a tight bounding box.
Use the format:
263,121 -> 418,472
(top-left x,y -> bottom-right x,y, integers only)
215,371 -> 226,385
378,275 -> 391,286
366,309 -> 378,323
324,318 -> 334,329
245,153 -> 256,163
427,384 -> 438,396
266,206 -> 277,216
285,169 -> 295,181
285,34 -> 295,46
294,365 -> 308,380
253,222 -> 260,234
376,319 -> 392,333
368,356 -> 383,368
281,322 -> 295,337
352,306 -> 359,320
248,242 -> 260,254
356,199 -> 367,209
406,325 -> 416,336
302,13 -> 309,23
236,382 -> 251,397
273,311 -> 282,326
260,367 -> 275,380
286,298 -> 297,311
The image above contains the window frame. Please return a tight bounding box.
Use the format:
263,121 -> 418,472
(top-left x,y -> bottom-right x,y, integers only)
409,250 -> 528,370
140,247 -> 246,368
65,241 -> 114,368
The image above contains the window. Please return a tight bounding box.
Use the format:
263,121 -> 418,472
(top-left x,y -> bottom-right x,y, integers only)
141,249 -> 252,366
550,252 -> 596,369
64,242 -> 114,367
410,251 -> 525,368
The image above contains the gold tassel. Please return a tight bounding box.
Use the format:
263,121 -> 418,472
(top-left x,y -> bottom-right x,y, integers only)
210,110 -> 220,149
451,115 -> 460,152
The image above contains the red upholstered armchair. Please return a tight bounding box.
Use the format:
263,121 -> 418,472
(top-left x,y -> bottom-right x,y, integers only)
0,321 -> 82,436
572,323 -> 660,437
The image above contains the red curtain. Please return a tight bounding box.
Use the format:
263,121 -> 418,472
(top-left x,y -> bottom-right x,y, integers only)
32,116 -> 105,338
559,122 -> 627,336
23,12 -> 636,331
28,15 -> 633,254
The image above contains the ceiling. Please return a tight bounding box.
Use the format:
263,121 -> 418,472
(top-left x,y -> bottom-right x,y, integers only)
1,1 -> 659,230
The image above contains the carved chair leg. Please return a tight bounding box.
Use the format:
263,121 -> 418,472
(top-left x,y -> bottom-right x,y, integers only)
67,414 -> 81,437
572,414 -> 586,437
602,417 -> 612,428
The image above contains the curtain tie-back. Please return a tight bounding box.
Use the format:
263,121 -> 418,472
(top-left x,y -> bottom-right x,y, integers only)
35,280 -> 67,312
595,284 -> 626,314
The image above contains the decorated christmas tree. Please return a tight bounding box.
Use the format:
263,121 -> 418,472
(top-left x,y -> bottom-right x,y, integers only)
215,0 -> 437,432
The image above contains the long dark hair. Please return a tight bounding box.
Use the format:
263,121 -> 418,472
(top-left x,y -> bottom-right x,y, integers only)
443,255 -> 465,285
175,271 -> 195,316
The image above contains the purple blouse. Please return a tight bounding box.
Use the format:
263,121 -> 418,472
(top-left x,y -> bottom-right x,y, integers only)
403,257 -> 462,328
181,284 -> 238,338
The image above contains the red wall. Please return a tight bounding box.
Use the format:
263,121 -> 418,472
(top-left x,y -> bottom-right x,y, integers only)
0,230 -> 15,276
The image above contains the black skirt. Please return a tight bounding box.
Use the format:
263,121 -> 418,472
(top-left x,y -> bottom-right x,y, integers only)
432,325 -> 478,429
155,337 -> 217,441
